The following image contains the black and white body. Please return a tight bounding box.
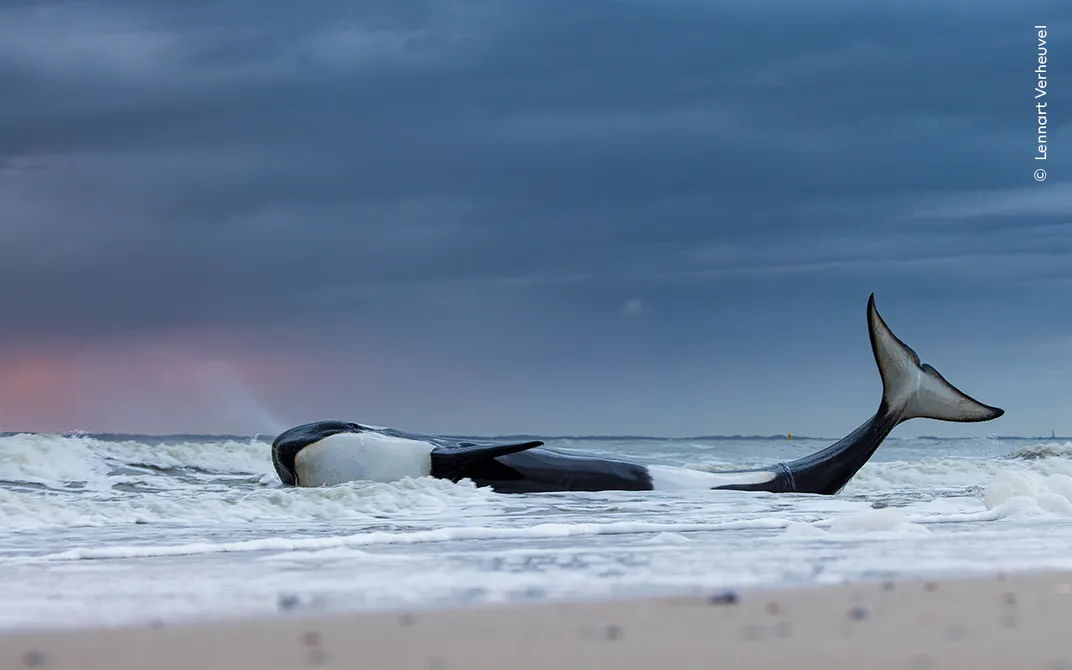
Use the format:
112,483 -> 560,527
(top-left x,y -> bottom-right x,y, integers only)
271,294 -> 1004,495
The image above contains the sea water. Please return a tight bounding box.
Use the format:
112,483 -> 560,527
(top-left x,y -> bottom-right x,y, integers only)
3,431 -> 1072,631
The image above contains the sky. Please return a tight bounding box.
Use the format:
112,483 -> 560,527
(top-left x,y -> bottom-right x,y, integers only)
0,0 -> 1070,439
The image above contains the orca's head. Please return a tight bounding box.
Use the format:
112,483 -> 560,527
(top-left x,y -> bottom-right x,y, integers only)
271,421 -> 364,486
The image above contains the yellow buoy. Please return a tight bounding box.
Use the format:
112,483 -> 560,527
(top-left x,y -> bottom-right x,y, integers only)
787,432 -> 792,441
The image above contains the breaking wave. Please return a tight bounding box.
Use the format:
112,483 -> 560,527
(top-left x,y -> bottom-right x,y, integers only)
4,433 -> 1072,532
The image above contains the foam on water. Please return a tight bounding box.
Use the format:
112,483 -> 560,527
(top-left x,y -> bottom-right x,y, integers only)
5,432 -> 1072,631
0,433 -> 508,529
4,433 -> 1072,529
31,518 -> 798,562
0,433 -> 273,488
0,477 -> 503,530
984,469 -> 1072,516
845,445 -> 1072,495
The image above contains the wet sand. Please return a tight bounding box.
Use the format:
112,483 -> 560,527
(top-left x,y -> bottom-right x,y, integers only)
2,570 -> 1069,669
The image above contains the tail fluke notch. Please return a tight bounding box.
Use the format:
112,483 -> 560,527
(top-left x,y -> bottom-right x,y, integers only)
867,293 -> 1004,423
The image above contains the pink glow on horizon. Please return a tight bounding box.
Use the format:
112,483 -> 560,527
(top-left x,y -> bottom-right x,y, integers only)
0,336 -> 327,435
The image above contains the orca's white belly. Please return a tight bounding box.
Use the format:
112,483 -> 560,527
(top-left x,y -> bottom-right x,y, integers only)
645,464 -> 777,490
294,432 -> 434,487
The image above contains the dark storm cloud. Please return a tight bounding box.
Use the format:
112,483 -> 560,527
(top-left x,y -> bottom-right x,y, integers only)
0,0 -> 1068,344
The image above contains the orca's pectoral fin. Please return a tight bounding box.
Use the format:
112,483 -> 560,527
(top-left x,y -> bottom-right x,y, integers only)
430,440 -> 544,481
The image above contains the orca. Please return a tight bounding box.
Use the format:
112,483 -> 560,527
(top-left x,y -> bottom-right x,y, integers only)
270,294 -> 1004,494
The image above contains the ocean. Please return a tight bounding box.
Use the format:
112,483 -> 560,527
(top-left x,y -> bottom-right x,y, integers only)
4,430 -> 1072,632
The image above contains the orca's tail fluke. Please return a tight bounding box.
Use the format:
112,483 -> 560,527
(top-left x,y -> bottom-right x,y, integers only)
867,293 -> 1004,424
763,294 -> 1004,496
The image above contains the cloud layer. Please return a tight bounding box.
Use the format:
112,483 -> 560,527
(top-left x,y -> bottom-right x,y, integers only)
0,0 -> 1069,436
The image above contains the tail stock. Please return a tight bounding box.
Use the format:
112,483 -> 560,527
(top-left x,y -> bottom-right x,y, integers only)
771,294 -> 1004,495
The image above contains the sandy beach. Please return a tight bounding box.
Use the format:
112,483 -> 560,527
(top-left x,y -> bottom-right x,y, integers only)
2,570 -> 1069,669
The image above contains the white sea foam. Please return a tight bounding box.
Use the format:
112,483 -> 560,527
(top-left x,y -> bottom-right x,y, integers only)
828,508 -> 930,534
5,433 -> 1072,632
0,433 -> 273,486
781,508 -> 930,539
0,476 -> 502,530
2,433 -> 1072,530
983,470 -> 1072,516
29,518 -> 796,561
0,433 -> 112,487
